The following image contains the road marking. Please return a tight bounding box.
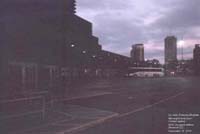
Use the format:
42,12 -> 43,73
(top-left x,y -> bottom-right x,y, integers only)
49,92 -> 113,104
11,106 -> 118,134
0,110 -> 43,120
118,91 -> 185,118
56,105 -> 118,120
0,96 -> 43,103
9,91 -> 185,134
56,113 -> 119,134
63,92 -> 113,101
55,92 -> 185,134
55,111 -> 74,117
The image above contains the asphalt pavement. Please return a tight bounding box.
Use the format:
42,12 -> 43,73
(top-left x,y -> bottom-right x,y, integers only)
64,77 -> 200,134
1,77 -> 200,134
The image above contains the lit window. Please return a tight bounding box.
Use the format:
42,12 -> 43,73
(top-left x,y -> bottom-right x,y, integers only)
71,44 -> 75,48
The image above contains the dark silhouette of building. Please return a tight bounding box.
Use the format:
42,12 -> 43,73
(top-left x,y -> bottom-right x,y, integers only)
164,36 -> 177,74
165,36 -> 177,64
130,44 -> 144,62
176,59 -> 194,76
145,59 -> 161,67
0,0 -> 131,100
97,50 -> 131,77
193,44 -> 200,75
0,0 -> 102,99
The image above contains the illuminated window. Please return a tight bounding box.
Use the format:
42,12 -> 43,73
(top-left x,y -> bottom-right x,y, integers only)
70,44 -> 75,48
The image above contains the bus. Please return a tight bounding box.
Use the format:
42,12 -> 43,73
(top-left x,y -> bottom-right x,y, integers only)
125,67 -> 165,77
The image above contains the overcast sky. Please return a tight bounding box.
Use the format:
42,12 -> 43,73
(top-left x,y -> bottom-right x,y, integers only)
76,0 -> 200,63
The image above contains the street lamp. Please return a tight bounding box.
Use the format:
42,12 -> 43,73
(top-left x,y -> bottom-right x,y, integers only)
178,40 -> 185,61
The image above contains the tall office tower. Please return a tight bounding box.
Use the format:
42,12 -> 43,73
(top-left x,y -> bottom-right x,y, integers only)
164,36 -> 177,64
130,44 -> 144,62
193,44 -> 200,75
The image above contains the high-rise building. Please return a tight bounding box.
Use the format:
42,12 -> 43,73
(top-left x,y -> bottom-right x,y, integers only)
164,36 -> 177,64
193,44 -> 200,75
130,44 -> 144,62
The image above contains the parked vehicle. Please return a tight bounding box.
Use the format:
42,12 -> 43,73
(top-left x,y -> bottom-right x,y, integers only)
125,67 -> 165,77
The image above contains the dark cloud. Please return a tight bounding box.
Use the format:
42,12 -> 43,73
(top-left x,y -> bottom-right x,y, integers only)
94,17 -> 147,48
152,0 -> 200,33
76,0 -> 200,63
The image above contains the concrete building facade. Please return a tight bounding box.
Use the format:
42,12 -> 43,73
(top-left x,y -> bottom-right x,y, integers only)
193,44 -> 200,75
164,36 -> 177,64
130,44 -> 144,62
0,0 -> 131,100
0,0 -> 101,100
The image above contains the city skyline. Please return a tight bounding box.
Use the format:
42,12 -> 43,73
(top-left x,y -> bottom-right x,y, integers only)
76,0 -> 200,63
1,1 -> 200,134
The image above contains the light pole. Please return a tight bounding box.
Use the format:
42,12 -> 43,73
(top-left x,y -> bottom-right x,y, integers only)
178,40 -> 185,75
178,40 -> 185,61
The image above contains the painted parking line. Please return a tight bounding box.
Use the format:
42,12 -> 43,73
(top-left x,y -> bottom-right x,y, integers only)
10,92 -> 185,134
57,104 -> 118,120
56,113 -> 119,134
118,91 -> 185,118
12,105 -> 118,134
57,92 -> 185,134
46,92 -> 113,106
0,110 -> 42,120
62,92 -> 113,101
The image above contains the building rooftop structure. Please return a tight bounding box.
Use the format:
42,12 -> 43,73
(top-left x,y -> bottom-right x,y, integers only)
130,44 -> 144,62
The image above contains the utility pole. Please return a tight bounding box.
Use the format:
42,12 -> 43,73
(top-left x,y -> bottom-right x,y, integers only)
181,36 -> 184,61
